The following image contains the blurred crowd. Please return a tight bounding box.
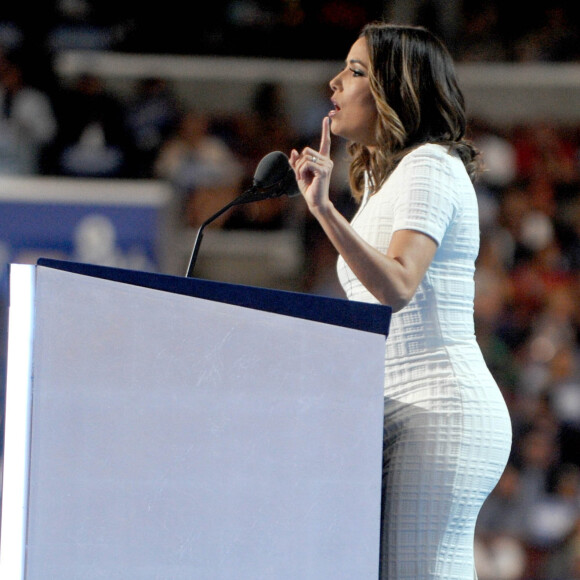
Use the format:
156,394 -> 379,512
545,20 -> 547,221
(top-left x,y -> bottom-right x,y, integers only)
0,2 -> 579,579
467,119 -> 580,580
0,0 -> 578,61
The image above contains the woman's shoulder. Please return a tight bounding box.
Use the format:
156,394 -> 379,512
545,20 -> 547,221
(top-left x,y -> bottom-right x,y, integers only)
402,142 -> 453,163
396,143 -> 466,178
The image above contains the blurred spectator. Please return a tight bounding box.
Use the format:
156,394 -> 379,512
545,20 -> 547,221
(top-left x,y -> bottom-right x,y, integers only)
0,48 -> 57,174
486,187 -> 549,357
456,1 -> 509,62
511,124 -> 578,211
0,14 -> 23,53
514,216 -> 571,302
507,223 -> 573,400
0,5 -> 56,63
384,0 -> 463,51
223,1 -> 288,57
315,1 -> 375,57
46,0 -> 132,52
471,118 -> 518,194
512,423 -> 560,515
543,343 -> 580,471
495,185 -> 533,266
514,6 -> 579,62
475,534 -> 527,580
474,235 -> 520,397
478,463 -> 528,539
523,463 -> 580,578
47,73 -> 135,177
226,82 -> 298,230
241,81 -> 296,166
125,77 -> 182,178
154,108 -> 244,227
550,518 -> 580,579
556,191 -> 580,270
528,289 -> 578,368
475,463 -> 528,580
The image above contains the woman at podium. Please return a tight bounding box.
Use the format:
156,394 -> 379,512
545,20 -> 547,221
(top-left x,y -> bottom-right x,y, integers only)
290,22 -> 512,580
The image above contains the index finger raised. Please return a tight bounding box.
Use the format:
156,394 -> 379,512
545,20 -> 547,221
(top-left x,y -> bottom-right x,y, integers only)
319,116 -> 331,157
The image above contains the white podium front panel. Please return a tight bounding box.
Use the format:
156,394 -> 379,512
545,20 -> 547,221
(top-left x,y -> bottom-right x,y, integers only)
8,266 -> 386,579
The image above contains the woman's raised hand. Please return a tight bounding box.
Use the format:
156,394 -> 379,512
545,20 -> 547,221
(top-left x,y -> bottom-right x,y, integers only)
289,116 -> 334,215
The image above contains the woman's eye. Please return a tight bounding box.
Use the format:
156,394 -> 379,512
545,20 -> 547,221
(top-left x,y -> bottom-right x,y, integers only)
350,68 -> 364,77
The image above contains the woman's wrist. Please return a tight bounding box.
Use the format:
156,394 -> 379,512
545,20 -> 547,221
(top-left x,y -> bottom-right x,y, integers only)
309,198 -> 336,221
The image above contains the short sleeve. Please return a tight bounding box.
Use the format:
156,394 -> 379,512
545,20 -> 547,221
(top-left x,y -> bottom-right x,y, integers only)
391,146 -> 457,246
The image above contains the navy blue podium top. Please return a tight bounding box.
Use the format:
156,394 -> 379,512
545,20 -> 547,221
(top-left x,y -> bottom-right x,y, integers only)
37,259 -> 391,338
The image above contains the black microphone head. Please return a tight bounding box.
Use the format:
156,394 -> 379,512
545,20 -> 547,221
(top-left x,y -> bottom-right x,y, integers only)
280,164 -> 301,198
252,150 -> 301,199
253,151 -> 291,189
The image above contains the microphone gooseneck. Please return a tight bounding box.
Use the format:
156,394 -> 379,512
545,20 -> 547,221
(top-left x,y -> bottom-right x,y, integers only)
185,151 -> 300,278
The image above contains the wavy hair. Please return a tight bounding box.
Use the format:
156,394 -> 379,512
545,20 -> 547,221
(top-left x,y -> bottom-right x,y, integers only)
348,22 -> 482,201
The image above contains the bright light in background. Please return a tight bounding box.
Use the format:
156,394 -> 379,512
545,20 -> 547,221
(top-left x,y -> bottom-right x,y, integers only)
0,265 -> 36,580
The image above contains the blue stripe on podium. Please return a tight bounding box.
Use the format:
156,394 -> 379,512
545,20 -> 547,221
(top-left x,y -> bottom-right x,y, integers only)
36,258 -> 391,337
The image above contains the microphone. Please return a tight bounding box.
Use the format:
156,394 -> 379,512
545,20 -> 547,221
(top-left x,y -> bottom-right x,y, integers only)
185,151 -> 300,278
237,150 -> 301,203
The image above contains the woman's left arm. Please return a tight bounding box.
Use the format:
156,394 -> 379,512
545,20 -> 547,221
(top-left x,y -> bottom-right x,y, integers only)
383,228 -> 438,308
310,198 -> 437,311
291,117 -> 438,311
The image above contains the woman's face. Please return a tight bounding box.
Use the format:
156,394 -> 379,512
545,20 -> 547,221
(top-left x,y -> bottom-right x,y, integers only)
328,37 -> 378,146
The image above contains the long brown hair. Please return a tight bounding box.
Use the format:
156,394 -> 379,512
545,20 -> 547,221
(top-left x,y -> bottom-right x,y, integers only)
348,22 -> 481,201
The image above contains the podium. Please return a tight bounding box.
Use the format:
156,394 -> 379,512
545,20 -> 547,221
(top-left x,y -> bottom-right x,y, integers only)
0,259 -> 391,580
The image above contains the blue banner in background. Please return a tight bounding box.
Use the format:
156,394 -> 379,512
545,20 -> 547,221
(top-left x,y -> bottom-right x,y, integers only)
0,177 -> 172,275
0,178 -> 173,455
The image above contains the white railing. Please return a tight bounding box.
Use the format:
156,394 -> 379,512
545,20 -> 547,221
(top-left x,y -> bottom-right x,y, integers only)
54,51 -> 580,124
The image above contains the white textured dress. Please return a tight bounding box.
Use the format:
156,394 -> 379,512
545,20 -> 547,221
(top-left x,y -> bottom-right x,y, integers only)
337,144 -> 512,579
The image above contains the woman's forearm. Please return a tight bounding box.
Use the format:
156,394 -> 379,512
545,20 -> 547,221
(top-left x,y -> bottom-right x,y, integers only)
311,202 -> 429,311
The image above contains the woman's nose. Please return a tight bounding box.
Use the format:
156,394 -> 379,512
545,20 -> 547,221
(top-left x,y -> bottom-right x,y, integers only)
329,73 -> 340,92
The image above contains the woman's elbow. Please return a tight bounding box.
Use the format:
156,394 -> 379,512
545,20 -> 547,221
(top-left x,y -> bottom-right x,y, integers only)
390,297 -> 411,312
389,294 -> 413,312
376,287 -> 414,312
